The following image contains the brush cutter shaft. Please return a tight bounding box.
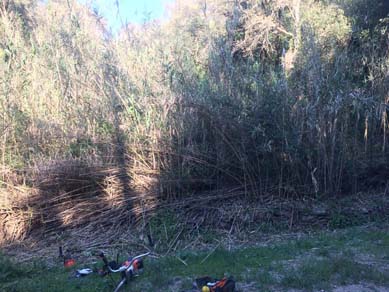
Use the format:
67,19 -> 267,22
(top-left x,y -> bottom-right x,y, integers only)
113,278 -> 127,292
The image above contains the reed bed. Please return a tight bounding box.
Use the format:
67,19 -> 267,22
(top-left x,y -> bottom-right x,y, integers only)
1,0 -> 389,248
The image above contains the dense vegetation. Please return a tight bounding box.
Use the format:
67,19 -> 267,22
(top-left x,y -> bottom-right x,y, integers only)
1,0 -> 389,243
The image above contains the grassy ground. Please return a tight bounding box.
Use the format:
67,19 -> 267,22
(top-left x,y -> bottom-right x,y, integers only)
1,224 -> 389,292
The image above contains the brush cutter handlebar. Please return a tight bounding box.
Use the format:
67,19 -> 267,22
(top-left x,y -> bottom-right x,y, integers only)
99,252 -> 150,274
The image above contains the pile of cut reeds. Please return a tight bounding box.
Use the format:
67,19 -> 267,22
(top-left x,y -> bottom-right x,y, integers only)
0,159 -> 160,246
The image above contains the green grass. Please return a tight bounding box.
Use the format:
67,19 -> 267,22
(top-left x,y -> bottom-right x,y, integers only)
281,256 -> 388,290
1,225 -> 389,291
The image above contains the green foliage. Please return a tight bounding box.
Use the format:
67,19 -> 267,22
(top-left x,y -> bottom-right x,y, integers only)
96,119 -> 114,136
68,138 -> 94,158
302,2 -> 351,54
